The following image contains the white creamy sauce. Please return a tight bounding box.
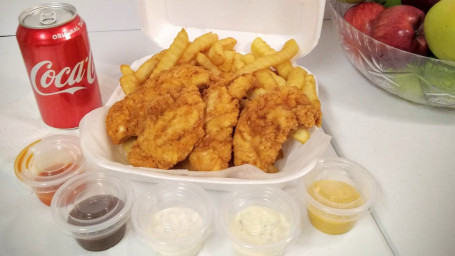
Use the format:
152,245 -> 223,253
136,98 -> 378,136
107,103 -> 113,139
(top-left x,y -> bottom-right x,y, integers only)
230,205 -> 291,245
147,206 -> 203,241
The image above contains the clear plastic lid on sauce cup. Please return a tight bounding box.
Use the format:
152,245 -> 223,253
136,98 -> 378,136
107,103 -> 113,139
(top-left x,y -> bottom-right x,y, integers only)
131,182 -> 214,256
301,157 -> 377,235
14,135 -> 85,206
218,186 -> 301,256
51,172 -> 134,251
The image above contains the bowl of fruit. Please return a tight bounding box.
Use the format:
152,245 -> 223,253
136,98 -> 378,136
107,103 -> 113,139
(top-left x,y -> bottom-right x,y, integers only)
328,0 -> 455,108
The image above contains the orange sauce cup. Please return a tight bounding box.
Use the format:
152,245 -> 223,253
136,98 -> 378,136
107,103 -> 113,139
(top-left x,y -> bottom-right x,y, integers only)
14,135 -> 85,206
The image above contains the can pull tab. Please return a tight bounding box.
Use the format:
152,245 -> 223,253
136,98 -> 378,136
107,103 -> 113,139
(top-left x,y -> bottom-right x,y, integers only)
40,10 -> 57,25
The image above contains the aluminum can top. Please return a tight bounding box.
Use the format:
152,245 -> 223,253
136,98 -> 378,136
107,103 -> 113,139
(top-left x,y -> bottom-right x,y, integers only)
18,2 -> 77,29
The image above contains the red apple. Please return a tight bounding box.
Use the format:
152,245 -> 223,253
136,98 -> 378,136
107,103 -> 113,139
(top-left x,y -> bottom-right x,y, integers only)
370,5 -> 429,56
344,2 -> 386,35
401,0 -> 440,13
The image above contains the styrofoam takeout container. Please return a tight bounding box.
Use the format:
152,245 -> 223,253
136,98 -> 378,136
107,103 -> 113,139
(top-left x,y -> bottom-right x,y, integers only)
138,0 -> 326,57
79,0 -> 328,191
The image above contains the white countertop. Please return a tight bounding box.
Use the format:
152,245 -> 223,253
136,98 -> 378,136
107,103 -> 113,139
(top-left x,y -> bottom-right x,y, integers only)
1,1 -> 454,256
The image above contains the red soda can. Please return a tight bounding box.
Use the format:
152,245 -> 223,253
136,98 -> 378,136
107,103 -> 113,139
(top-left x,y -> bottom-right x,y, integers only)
16,3 -> 102,129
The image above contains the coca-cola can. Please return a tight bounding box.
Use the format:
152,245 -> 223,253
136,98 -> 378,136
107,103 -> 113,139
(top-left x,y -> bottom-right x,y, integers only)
16,3 -> 102,129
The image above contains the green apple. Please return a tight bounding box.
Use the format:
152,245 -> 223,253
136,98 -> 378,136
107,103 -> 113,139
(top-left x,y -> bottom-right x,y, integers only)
389,65 -> 425,101
424,0 -> 455,61
420,61 -> 455,93
373,0 -> 402,7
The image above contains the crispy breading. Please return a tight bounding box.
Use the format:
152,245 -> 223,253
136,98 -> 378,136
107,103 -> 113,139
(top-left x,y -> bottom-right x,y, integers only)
227,74 -> 258,100
106,66 -> 220,169
145,64 -> 220,91
189,84 -> 240,171
105,86 -> 172,145
233,86 -> 321,173
128,81 -> 205,169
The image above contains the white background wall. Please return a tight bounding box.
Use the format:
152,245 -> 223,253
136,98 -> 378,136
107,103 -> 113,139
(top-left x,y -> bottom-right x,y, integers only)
0,0 -> 142,36
1,0 -> 331,36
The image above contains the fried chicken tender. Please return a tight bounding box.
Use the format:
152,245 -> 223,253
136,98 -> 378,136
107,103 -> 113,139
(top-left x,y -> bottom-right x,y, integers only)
227,74 -> 258,100
106,65 -> 221,169
128,81 -> 205,169
105,87 -> 170,145
146,64 -> 220,91
233,86 -> 322,173
188,84 -> 240,171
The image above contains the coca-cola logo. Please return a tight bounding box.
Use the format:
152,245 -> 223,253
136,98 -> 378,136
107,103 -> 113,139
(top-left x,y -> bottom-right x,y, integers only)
30,52 -> 96,96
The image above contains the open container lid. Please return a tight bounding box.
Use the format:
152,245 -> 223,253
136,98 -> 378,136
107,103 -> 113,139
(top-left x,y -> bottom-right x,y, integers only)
79,0 -> 331,191
138,0 -> 326,57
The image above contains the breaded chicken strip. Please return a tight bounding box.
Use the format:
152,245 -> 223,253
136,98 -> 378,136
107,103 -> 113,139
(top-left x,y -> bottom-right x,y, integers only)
106,65 -> 218,145
188,84 -> 240,171
105,86 -> 171,145
145,64 -> 220,91
227,74 -> 258,100
128,80 -> 206,169
233,86 -> 322,173
106,65 -> 218,169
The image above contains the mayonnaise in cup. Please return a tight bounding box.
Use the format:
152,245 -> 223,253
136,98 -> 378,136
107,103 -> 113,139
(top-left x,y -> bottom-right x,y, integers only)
218,186 -> 301,256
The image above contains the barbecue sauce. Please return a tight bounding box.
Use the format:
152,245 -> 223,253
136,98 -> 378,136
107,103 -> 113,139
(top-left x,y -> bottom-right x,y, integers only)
67,194 -> 126,251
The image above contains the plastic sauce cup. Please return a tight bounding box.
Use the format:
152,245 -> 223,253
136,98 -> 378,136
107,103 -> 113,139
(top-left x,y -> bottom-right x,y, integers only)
51,172 -> 134,251
14,135 -> 85,206
302,157 -> 377,234
218,186 -> 301,256
131,182 -> 213,256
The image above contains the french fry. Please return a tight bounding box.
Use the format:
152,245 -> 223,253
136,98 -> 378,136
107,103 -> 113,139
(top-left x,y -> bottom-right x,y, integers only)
270,71 -> 287,87
291,128 -> 310,144
286,66 -> 308,90
179,32 -> 218,64
217,37 -> 237,50
247,88 -> 268,99
120,64 -> 134,76
254,69 -> 278,91
207,42 -> 225,65
119,74 -> 138,95
151,28 -> 189,76
251,37 -> 275,56
196,52 -> 222,75
242,53 -> 255,64
287,68 -> 319,145
228,74 -> 257,99
235,39 -> 299,76
276,61 -> 294,80
219,50 -> 235,72
302,74 -> 320,108
122,137 -> 137,154
134,50 -> 166,83
251,37 -> 294,79
232,53 -> 246,71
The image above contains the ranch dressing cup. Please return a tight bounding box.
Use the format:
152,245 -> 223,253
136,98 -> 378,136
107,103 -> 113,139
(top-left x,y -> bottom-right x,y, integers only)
302,157 -> 377,234
218,186 -> 301,256
131,182 -> 214,256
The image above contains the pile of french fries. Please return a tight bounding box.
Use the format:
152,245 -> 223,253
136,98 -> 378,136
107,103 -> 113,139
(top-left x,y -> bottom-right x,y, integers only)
119,28 -> 320,144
